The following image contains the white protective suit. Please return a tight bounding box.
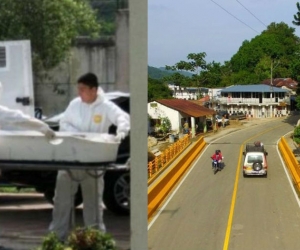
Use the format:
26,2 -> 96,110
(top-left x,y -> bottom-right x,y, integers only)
0,82 -> 55,139
49,87 -> 130,241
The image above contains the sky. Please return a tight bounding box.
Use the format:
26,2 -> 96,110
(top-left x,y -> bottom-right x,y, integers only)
148,0 -> 300,68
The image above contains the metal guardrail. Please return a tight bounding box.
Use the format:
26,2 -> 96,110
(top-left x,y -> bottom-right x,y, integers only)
148,136 -> 206,220
148,134 -> 191,180
278,137 -> 300,191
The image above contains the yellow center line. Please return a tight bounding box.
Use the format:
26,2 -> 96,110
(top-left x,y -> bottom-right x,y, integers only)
222,124 -> 283,250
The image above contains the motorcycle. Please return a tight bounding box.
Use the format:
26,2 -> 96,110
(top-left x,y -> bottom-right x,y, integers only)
212,157 -> 224,174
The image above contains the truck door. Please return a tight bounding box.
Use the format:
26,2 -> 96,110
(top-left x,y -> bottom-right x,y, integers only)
0,40 -> 35,117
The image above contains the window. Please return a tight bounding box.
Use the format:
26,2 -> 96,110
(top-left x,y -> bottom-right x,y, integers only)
0,46 -> 6,68
247,155 -> 263,163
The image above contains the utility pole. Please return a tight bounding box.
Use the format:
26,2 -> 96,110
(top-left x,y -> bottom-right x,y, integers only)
270,59 -> 280,118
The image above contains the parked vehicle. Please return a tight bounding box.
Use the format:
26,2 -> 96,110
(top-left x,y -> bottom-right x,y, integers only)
0,92 -> 130,215
229,111 -> 247,120
217,110 -> 229,119
215,115 -> 230,126
242,143 -> 268,177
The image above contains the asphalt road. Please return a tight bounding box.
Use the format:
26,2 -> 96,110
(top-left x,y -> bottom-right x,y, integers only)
0,193 -> 129,250
148,115 -> 300,250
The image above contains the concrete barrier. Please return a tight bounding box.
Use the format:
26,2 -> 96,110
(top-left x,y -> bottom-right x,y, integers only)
148,136 -> 206,220
278,137 -> 300,191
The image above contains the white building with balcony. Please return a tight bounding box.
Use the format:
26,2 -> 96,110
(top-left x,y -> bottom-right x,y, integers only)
216,84 -> 291,118
168,84 -> 209,100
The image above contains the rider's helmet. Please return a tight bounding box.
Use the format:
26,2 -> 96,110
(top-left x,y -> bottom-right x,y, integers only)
216,150 -> 220,155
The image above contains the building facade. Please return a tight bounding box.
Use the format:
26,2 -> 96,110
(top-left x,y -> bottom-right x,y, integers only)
216,84 -> 290,118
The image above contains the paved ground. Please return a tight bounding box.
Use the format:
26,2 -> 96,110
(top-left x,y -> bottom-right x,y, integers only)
149,115 -> 300,250
0,193 -> 129,250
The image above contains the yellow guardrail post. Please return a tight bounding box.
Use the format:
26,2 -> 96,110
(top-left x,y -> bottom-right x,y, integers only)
148,136 -> 206,220
278,136 -> 300,191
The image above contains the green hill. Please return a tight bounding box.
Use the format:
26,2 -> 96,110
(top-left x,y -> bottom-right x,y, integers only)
148,66 -> 193,79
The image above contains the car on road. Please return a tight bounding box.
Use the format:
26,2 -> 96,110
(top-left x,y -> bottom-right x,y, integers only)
242,143 -> 268,177
0,92 -> 130,216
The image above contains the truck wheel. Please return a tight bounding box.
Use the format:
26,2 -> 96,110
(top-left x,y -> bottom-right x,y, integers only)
43,187 -> 83,207
103,171 -> 130,216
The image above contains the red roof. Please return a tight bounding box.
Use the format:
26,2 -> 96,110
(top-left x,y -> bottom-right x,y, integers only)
156,99 -> 216,117
262,78 -> 298,90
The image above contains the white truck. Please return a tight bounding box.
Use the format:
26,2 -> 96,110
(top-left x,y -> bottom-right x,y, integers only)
0,40 -> 130,215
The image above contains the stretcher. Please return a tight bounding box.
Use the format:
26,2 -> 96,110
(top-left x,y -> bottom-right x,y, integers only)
0,131 -> 121,170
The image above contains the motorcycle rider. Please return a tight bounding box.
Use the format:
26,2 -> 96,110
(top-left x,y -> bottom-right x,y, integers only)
211,150 -> 223,169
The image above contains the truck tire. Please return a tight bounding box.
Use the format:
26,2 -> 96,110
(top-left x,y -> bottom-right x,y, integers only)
103,170 -> 130,216
253,162 -> 263,171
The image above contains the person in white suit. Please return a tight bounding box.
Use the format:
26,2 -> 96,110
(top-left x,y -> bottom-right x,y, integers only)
49,72 -> 130,241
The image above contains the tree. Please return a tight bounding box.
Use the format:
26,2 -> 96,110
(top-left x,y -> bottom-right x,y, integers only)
162,72 -> 191,88
148,77 -> 173,102
229,22 -> 299,84
0,0 -> 100,71
293,2 -> 300,26
165,52 -> 207,88
90,0 -> 118,35
199,61 -> 223,87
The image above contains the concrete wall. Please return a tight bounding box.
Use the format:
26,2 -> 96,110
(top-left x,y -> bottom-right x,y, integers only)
34,37 -> 116,116
34,10 -> 129,117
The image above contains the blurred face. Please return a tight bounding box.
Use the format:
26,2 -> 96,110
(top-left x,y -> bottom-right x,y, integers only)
77,83 -> 98,103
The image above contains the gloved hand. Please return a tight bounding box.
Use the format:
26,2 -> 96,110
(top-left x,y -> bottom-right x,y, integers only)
44,129 -> 56,141
115,132 -> 126,142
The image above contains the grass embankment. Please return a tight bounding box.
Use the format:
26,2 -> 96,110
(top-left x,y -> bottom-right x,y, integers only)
0,187 -> 36,193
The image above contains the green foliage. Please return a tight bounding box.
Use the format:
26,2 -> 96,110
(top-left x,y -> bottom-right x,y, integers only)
0,0 -> 100,71
90,0 -> 118,35
36,228 -> 116,250
295,96 -> 300,110
162,72 -> 192,87
229,22 -> 299,84
67,228 -> 116,250
166,52 -> 207,87
293,2 -> 300,26
159,116 -> 171,134
294,125 -> 300,144
38,232 -> 65,250
148,77 -> 173,102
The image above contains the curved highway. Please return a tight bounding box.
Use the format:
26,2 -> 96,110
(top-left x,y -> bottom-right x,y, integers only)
148,116 -> 300,250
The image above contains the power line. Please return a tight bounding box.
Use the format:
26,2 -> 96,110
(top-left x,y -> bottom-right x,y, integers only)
236,0 -> 267,28
209,0 -> 259,34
